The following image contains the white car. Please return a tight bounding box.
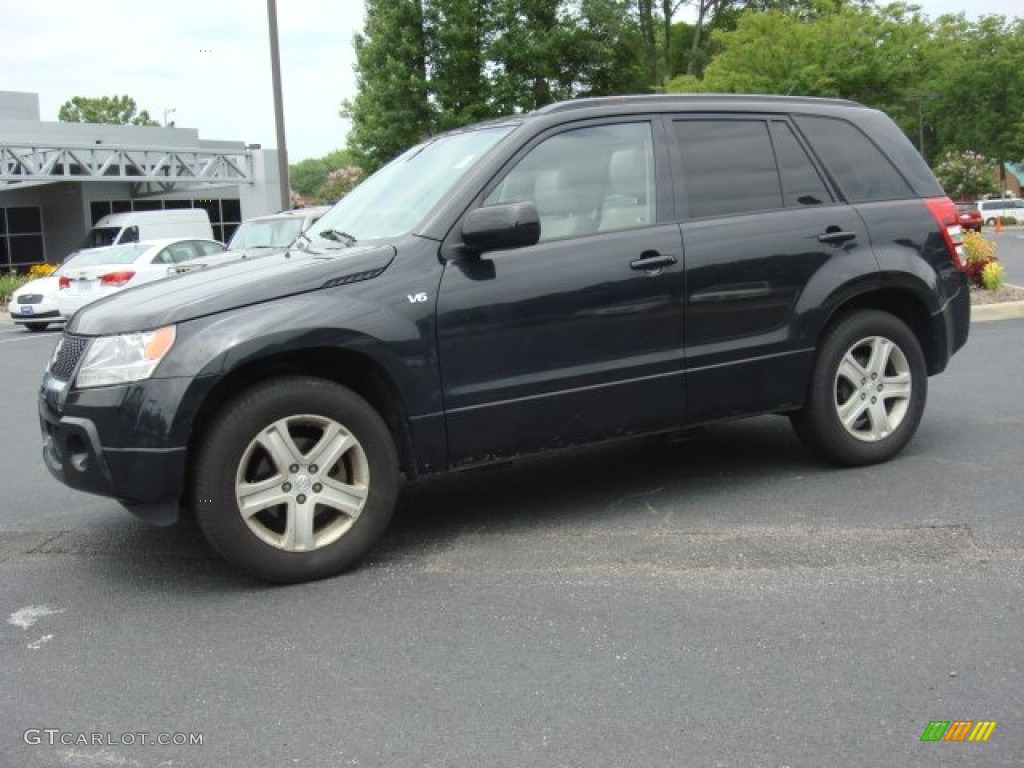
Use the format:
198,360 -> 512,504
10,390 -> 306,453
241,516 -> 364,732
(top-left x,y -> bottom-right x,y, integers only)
9,252 -> 93,332
975,198 -> 1024,225
175,207 -> 330,273
57,238 -> 225,319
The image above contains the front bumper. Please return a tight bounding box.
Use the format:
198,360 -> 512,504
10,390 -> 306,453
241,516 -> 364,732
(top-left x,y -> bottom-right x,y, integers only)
11,308 -> 60,324
39,373 -> 190,525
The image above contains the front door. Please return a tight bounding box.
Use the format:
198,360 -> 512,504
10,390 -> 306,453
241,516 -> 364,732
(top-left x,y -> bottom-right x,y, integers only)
436,120 -> 686,465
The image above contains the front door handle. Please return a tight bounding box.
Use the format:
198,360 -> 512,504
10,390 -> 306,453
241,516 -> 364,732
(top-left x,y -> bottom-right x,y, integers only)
630,251 -> 677,271
818,229 -> 858,245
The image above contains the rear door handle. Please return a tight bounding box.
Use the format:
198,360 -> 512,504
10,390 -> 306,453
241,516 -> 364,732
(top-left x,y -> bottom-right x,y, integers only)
818,229 -> 858,245
630,252 -> 677,271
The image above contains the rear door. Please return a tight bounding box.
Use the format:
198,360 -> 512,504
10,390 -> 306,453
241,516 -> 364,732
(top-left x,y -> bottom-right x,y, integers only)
669,115 -> 875,422
436,118 -> 686,465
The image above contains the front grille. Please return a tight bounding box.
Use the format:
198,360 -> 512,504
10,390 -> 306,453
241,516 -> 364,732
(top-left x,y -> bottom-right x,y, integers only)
18,294 -> 43,304
50,334 -> 90,381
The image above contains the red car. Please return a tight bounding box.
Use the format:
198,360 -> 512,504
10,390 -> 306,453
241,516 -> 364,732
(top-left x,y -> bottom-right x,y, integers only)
955,202 -> 983,232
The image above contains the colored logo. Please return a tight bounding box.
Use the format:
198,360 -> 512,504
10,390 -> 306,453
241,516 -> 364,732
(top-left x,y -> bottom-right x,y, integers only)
920,720 -> 997,742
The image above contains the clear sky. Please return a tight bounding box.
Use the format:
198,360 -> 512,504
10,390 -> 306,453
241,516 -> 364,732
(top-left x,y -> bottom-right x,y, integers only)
0,0 -> 1015,162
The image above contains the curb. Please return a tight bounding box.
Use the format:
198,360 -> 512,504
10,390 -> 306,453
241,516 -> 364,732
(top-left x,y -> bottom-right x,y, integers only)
971,299 -> 1024,323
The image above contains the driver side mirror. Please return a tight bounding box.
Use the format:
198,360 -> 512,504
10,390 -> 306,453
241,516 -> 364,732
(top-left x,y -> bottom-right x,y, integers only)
461,201 -> 541,255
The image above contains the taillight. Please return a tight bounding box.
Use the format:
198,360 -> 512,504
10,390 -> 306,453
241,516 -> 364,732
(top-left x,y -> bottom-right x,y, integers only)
58,276 -> 70,289
924,197 -> 966,271
100,270 -> 136,287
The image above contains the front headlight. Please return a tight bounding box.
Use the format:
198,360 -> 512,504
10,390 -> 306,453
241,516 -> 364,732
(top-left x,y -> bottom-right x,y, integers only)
75,326 -> 177,388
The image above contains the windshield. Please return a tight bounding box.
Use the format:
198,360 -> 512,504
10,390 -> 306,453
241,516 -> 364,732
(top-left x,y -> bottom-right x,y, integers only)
228,218 -> 306,250
81,226 -> 122,248
306,125 -> 514,244
69,243 -> 149,267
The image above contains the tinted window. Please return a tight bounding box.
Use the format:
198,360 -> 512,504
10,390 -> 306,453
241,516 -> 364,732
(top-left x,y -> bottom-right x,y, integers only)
485,122 -> 654,241
771,121 -> 832,207
795,116 -> 913,203
674,120 -> 782,218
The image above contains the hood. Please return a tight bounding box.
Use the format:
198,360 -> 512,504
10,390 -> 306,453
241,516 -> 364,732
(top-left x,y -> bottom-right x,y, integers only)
67,244 -> 397,336
13,276 -> 60,300
173,245 -> 288,274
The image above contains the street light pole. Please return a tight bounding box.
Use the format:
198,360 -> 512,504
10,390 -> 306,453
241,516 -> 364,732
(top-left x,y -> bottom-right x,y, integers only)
267,0 -> 291,210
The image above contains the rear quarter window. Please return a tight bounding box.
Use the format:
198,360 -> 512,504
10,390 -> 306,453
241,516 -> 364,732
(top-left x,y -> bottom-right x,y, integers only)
795,116 -> 914,203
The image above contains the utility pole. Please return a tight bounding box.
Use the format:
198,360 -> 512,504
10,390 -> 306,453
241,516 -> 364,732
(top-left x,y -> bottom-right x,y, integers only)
267,0 -> 290,210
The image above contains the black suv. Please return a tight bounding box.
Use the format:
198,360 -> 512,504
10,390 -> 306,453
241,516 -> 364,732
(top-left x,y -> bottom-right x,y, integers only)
39,95 -> 971,582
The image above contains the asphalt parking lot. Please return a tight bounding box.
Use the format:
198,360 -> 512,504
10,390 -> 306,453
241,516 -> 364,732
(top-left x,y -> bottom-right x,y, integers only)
2,247 -> 1024,765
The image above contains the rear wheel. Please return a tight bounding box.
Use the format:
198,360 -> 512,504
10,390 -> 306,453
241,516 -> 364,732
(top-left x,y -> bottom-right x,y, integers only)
193,376 -> 399,583
791,310 -> 927,466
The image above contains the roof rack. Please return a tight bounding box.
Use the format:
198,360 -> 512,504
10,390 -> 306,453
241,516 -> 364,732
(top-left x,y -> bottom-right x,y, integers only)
534,93 -> 863,115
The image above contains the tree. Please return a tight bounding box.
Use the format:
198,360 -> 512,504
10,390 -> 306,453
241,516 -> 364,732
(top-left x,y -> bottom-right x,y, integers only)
343,0 -> 433,172
926,15 -> 1024,164
425,0 -> 494,131
932,149 -> 996,201
290,149 -> 360,197
666,3 -> 933,144
58,95 -> 160,126
314,167 -> 365,203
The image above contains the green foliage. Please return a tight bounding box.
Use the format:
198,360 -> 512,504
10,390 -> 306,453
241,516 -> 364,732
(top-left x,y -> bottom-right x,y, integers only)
982,260 -> 1005,291
346,1 -> 1024,170
933,149 -> 996,201
342,0 -> 433,173
289,149 -> 358,197
0,271 -> 29,304
927,15 -> 1024,163
314,167 -> 365,203
346,0 -> 652,169
58,95 -> 160,126
667,3 -> 931,112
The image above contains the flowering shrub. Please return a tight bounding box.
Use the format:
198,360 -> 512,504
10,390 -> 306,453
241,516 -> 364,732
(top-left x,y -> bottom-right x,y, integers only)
981,261 -> 1005,291
962,230 -> 1000,289
933,149 -> 995,201
28,263 -> 57,278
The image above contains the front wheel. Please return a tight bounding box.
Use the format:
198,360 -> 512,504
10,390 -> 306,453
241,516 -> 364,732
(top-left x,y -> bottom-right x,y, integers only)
24,322 -> 49,332
193,377 -> 399,583
791,310 -> 927,466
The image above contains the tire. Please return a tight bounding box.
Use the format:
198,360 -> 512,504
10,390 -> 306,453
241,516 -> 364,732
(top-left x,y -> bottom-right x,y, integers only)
791,310 -> 927,466
193,376 -> 399,583
24,323 -> 49,332
985,217 -> 996,226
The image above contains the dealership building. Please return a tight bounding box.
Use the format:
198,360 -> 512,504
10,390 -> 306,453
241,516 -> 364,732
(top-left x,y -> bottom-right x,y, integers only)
0,90 -> 284,271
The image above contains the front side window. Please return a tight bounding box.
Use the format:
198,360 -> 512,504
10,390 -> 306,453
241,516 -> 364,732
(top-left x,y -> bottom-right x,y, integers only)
483,122 -> 655,242
674,120 -> 783,218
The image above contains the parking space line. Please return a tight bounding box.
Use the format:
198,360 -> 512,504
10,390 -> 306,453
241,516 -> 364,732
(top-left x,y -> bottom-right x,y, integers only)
0,333 -> 60,345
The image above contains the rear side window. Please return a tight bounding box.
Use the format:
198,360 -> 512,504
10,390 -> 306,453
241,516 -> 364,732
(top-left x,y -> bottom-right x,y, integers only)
674,120 -> 782,218
770,121 -> 832,207
795,116 -> 913,203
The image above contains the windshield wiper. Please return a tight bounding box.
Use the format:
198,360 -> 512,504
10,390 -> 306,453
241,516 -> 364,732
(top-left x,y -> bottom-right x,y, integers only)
318,229 -> 358,247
